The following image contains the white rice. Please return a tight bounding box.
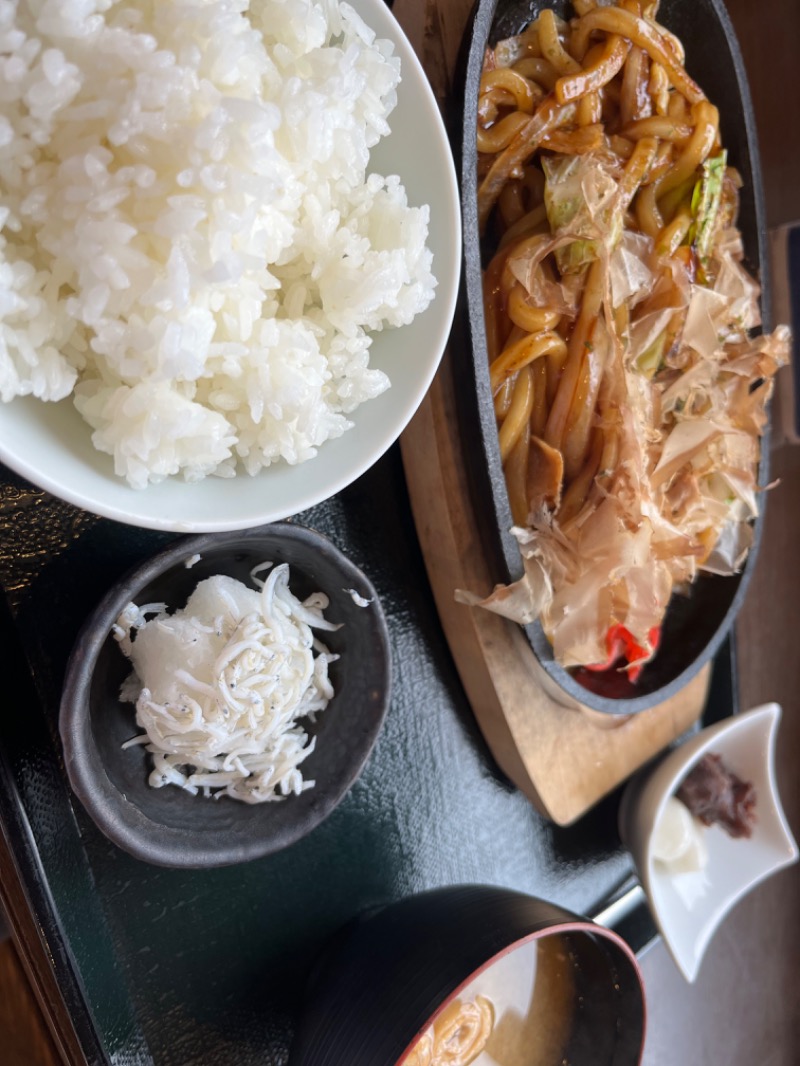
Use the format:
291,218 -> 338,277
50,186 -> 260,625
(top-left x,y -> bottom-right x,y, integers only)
0,0 -> 435,488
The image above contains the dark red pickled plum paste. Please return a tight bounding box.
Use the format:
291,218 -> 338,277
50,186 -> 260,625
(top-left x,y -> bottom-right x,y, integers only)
677,753 -> 756,839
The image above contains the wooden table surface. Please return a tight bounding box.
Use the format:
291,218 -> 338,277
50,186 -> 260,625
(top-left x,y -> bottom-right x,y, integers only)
0,936 -> 61,1066
1,0 -> 799,1063
636,1 -> 800,1053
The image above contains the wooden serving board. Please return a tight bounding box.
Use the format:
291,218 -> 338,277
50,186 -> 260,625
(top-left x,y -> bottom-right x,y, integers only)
394,0 -> 709,826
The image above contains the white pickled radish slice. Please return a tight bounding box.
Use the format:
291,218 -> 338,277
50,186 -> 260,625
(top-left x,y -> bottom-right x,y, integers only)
652,796 -> 708,873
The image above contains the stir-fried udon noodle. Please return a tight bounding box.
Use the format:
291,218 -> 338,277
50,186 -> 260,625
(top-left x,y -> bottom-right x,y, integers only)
463,0 -> 790,676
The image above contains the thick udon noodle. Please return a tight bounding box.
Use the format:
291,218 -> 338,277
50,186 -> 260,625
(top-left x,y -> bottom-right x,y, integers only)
472,0 -> 789,673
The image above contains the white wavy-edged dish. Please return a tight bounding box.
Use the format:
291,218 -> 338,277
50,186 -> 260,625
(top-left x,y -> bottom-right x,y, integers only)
619,703 -> 798,982
0,0 -> 461,533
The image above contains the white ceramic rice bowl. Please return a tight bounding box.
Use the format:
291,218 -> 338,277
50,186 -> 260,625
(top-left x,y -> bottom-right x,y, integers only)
0,0 -> 460,533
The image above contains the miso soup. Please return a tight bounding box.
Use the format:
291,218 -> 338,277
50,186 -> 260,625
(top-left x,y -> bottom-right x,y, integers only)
401,934 -> 577,1066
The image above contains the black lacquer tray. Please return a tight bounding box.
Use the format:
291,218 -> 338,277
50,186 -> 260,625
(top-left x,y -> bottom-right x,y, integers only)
458,0 -> 770,713
0,446 -> 737,1066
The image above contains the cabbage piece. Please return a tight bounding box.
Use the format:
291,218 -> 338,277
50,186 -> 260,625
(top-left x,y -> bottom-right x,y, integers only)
543,155 -> 620,275
691,150 -> 727,269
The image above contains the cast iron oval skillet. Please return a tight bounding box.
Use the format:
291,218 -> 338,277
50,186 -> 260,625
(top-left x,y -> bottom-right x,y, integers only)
459,0 -> 770,714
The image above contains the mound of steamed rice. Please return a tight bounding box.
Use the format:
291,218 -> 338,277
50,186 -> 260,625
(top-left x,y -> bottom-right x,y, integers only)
0,0 -> 435,488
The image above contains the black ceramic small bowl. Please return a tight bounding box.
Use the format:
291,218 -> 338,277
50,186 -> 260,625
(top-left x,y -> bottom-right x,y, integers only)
59,522 -> 391,868
290,884 -> 646,1066
458,0 -> 771,714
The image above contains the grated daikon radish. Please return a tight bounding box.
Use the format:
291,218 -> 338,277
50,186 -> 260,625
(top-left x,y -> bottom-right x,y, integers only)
114,564 -> 340,803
